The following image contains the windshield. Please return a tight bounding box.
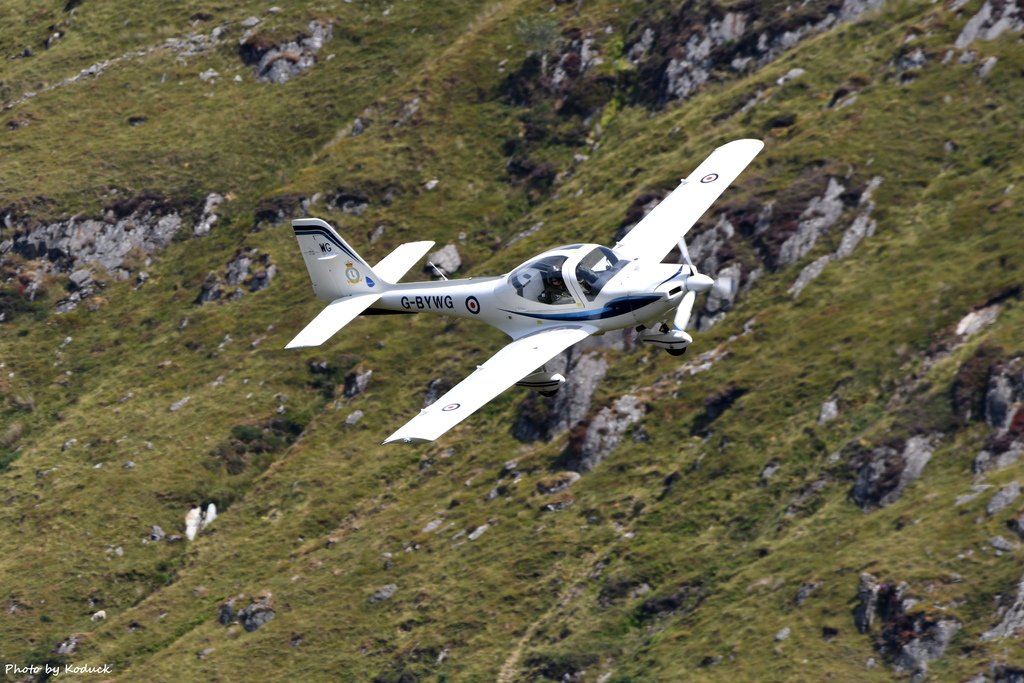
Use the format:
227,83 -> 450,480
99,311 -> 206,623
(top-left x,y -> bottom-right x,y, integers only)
508,255 -> 574,305
575,247 -> 626,301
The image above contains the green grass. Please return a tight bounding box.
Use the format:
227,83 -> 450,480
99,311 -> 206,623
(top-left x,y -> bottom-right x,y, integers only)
1,0 -> 1023,680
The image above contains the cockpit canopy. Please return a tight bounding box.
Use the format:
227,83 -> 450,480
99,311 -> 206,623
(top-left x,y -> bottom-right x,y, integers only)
508,245 -> 627,306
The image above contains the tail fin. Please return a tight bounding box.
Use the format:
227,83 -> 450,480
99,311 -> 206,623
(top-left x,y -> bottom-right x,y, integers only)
292,218 -> 382,302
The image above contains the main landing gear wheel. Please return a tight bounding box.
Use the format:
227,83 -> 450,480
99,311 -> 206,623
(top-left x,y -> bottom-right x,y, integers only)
666,347 -> 687,357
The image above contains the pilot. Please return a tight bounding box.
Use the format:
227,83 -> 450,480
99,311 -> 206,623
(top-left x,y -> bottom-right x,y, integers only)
540,274 -> 566,304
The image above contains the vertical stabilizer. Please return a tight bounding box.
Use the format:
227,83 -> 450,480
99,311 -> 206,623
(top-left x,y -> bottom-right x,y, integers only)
292,218 -> 383,302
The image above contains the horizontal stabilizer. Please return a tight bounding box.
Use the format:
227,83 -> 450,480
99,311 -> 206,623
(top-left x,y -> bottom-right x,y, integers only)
285,293 -> 382,349
373,241 -> 435,283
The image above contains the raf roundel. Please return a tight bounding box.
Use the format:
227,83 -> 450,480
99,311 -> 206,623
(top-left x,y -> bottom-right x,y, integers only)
700,173 -> 719,184
441,403 -> 461,412
465,296 -> 481,315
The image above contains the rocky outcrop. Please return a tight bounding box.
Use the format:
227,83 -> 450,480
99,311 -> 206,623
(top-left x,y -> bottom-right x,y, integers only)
512,351 -> 607,443
238,593 -> 275,631
691,385 -> 747,437
239,21 -> 333,84
790,176 -> 883,296
975,357 -> 1024,472
981,574 -> 1024,640
561,394 -> 647,473
194,247 -> 276,305
954,0 -> 1024,50
849,435 -> 935,510
853,573 -> 960,681
625,0 -> 887,108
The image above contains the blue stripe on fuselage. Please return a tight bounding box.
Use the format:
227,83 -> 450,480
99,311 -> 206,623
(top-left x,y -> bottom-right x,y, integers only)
502,295 -> 662,321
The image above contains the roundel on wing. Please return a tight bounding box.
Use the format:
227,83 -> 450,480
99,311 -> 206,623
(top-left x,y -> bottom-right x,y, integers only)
700,173 -> 719,184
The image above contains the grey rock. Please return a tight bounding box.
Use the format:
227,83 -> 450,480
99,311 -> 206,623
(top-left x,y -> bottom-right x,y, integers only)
984,358 -> 1023,430
468,524 -> 489,541
789,254 -> 832,297
246,21 -> 333,84
974,447 -> 1022,473
421,519 -> 443,533
957,304 -> 1001,338
238,594 -> 275,631
778,178 -> 846,267
149,525 -> 165,541
169,396 -> 191,412
818,398 -> 840,424
198,68 -> 218,82
217,601 -> 235,625
955,0 -> 1024,49
893,618 -> 961,680
795,580 -> 822,607
193,193 -> 224,236
512,351 -> 607,443
982,573 -> 1024,640
343,369 -> 372,398
197,647 -> 214,660
369,583 -> 397,603
566,394 -> 647,473
853,573 -> 879,633
776,67 -> 805,85
423,378 -> 452,408
978,56 -> 998,78
990,535 -> 1017,552
426,244 -> 461,277
851,435 -> 934,510
537,472 -> 581,495
955,483 -> 993,506
987,482 -> 1021,516
992,664 -> 1024,683
774,626 -> 791,641
344,410 -> 364,426
54,634 -> 79,655
541,497 -> 574,512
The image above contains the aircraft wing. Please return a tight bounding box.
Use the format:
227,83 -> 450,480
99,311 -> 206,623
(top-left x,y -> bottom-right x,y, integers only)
383,325 -> 597,444
285,293 -> 382,349
613,139 -> 764,263
373,240 -> 435,283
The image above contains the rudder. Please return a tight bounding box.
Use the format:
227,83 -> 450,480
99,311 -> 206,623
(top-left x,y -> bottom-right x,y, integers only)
292,218 -> 383,302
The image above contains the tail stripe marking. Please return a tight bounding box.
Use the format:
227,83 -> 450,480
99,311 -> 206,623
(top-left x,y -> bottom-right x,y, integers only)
293,226 -> 361,263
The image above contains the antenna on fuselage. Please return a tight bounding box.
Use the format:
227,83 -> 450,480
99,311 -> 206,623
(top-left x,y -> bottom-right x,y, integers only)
426,261 -> 448,281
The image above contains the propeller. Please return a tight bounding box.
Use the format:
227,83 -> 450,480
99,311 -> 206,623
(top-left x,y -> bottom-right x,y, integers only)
671,236 -> 738,331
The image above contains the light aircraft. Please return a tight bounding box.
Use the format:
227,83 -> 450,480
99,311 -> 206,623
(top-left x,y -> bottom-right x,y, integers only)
287,139 -> 763,443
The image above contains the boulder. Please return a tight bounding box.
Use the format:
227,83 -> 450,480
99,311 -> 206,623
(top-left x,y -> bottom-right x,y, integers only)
850,436 -> 934,510
981,573 -> 1024,640
369,584 -> 397,603
238,593 -> 275,631
425,244 -> 461,277
987,482 -> 1021,516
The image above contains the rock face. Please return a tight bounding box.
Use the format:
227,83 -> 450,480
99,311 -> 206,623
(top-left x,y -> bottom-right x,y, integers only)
3,194 -> 195,311
239,21 -> 333,84
512,351 -> 607,443
954,0 -> 1024,49
853,573 -> 960,680
982,574 -> 1024,640
195,247 -> 276,305
849,435 -> 934,510
562,394 -> 647,473
626,0 -> 886,107
238,593 -> 275,631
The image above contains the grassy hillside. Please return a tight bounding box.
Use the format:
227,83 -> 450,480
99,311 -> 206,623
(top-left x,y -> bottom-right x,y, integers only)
2,0 -> 1023,681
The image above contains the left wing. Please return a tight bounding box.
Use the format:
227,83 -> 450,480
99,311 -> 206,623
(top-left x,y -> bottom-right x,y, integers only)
614,139 -> 763,263
383,326 -> 597,444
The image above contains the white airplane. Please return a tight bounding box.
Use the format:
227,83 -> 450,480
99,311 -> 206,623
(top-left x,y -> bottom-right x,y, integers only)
287,139 -> 763,443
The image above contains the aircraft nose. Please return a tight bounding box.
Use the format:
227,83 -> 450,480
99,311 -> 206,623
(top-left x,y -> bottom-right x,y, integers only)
685,273 -> 714,292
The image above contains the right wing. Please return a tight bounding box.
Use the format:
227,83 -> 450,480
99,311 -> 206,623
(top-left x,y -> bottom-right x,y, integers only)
285,293 -> 382,349
613,139 -> 763,263
383,325 -> 597,443
373,241 -> 435,283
